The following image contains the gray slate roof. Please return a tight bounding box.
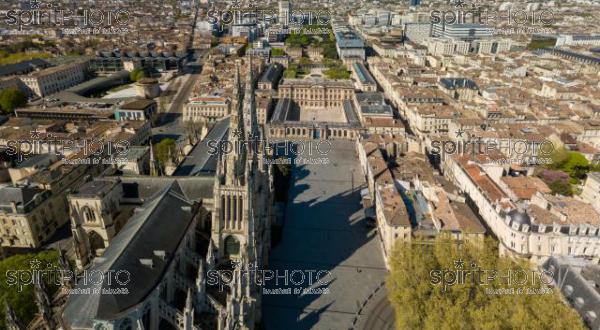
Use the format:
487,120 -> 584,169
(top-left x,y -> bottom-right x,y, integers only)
173,117 -> 230,176
542,256 -> 600,329
63,181 -> 197,327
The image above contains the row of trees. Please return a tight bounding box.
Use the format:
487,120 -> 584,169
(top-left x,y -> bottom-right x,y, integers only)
284,28 -> 338,60
388,237 -> 584,329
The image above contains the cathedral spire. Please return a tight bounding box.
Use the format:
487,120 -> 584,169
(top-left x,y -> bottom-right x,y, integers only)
34,277 -> 56,330
149,141 -> 158,176
5,301 -> 21,330
196,259 -> 206,307
57,245 -> 73,289
206,239 -> 216,270
183,288 -> 194,330
224,60 -> 246,185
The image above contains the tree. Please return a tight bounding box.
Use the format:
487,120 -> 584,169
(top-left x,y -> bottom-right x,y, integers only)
526,39 -> 556,50
322,44 -> 338,59
129,68 -> 146,82
0,88 -> 27,113
285,34 -> 311,47
563,152 -> 589,180
323,66 -> 350,79
271,48 -> 286,56
548,147 -> 570,169
154,138 -> 177,168
548,180 -> 573,196
298,57 -> 312,66
0,251 -> 59,329
547,148 -> 590,182
210,36 -> 220,47
388,237 -> 585,330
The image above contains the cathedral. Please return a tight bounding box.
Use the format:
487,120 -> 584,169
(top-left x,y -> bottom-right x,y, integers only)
51,58 -> 274,330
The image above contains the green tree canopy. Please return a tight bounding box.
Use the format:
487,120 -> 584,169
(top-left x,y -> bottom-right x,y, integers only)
0,88 -> 27,113
388,237 -> 585,330
322,44 -> 338,59
129,68 -> 146,82
563,152 -> 590,180
285,34 -> 311,47
323,66 -> 350,80
548,180 -> 574,196
0,250 -> 59,329
271,48 -> 286,56
548,147 -> 590,181
154,138 -> 177,168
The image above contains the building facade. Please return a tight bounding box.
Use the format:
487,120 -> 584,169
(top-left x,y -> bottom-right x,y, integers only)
184,97 -> 231,123
278,78 -> 355,109
19,60 -> 88,98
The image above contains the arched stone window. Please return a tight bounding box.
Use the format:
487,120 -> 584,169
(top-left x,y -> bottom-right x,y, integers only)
224,235 -> 240,257
82,206 -> 96,223
88,231 -> 106,254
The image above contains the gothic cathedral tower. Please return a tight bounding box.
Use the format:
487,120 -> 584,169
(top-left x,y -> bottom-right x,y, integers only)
210,58 -> 273,329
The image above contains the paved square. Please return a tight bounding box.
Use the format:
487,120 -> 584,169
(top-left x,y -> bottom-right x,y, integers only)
262,140 -> 388,330
299,107 -> 347,123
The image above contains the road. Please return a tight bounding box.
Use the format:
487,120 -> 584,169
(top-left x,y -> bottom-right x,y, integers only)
262,140 -> 391,330
152,50 -> 209,144
359,288 -> 396,330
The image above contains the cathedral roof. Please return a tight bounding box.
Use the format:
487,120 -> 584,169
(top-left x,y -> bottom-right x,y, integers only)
62,181 -> 198,327
173,117 -> 230,176
117,176 -> 215,201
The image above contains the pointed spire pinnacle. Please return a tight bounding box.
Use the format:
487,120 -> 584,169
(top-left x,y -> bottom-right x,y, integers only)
57,245 -> 68,270
34,277 -> 55,330
5,301 -> 20,330
57,245 -> 73,288
206,239 -> 215,270
149,140 -> 157,176
196,259 -> 205,288
186,288 -> 193,311
183,288 -> 194,330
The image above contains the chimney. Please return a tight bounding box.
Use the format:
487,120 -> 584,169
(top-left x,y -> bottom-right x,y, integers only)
139,258 -> 154,269
153,250 -> 166,260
